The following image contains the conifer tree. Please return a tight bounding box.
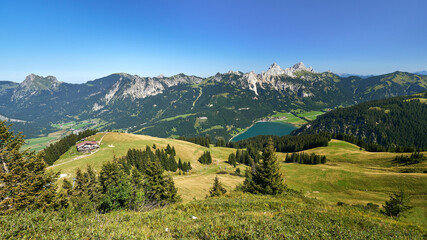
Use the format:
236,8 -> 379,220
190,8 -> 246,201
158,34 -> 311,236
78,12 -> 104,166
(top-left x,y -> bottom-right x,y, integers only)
62,178 -> 73,197
382,191 -> 413,218
98,160 -> 132,212
71,165 -> 101,212
178,158 -> 183,170
208,176 -> 227,197
228,153 -> 236,167
143,156 -> 179,206
242,138 -> 286,195
168,154 -> 178,172
129,167 -> 145,210
0,121 -> 65,213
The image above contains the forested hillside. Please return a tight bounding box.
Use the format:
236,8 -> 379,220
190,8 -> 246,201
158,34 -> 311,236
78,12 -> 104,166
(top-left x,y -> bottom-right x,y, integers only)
293,91 -> 427,151
1,67 -> 426,139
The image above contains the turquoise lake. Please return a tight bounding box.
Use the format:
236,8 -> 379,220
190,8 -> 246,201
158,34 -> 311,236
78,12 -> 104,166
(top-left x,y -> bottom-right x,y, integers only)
230,122 -> 297,142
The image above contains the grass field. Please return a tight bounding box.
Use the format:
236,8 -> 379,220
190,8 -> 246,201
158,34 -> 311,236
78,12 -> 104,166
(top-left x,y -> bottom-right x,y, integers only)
278,140 -> 427,225
270,112 -> 308,126
50,133 -> 426,225
2,192 -> 425,239
23,130 -> 69,151
296,110 -> 324,121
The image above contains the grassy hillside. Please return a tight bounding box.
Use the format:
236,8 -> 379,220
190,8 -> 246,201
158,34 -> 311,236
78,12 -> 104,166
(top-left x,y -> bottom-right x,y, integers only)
278,140 -> 427,225
2,192 -> 425,239
50,132 -> 427,226
51,132 -> 241,201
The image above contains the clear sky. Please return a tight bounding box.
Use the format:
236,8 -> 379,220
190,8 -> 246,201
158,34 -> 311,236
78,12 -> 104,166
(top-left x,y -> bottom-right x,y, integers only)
1,0 -> 426,83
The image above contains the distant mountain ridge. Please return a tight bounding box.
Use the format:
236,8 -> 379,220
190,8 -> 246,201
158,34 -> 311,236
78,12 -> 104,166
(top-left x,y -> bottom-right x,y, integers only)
1,63 -> 427,139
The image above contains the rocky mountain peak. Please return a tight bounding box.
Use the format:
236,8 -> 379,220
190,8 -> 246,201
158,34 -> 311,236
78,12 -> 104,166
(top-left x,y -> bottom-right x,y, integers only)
265,63 -> 285,76
20,74 -> 61,89
12,74 -> 62,101
290,62 -> 314,73
23,74 -> 59,85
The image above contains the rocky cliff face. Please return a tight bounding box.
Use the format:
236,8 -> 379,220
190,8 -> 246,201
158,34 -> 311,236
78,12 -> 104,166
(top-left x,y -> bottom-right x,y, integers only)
92,73 -> 203,111
223,62 -> 316,96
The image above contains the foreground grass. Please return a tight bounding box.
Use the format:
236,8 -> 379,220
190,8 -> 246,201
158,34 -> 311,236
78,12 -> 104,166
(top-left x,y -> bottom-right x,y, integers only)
1,192 -> 425,239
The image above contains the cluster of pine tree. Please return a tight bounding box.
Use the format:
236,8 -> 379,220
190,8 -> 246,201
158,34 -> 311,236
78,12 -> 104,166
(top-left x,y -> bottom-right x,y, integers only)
393,152 -> 424,165
285,152 -> 326,164
63,156 -> 180,213
117,144 -> 191,174
0,121 -> 67,213
198,151 -> 212,164
228,134 -> 330,153
242,138 -> 286,195
177,136 -> 211,147
227,147 -> 261,168
1,121 -> 180,214
43,129 -> 98,165
178,158 -> 192,173
215,137 -> 226,147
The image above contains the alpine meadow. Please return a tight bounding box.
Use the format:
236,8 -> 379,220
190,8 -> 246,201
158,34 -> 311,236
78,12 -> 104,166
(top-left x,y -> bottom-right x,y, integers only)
1,1 -> 427,239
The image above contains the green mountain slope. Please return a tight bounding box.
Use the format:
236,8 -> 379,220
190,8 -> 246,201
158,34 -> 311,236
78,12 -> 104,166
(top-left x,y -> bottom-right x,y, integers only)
293,91 -> 427,150
1,66 -> 427,139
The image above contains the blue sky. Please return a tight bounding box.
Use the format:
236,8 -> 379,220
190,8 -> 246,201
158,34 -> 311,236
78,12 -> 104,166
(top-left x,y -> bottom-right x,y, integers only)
1,0 -> 426,83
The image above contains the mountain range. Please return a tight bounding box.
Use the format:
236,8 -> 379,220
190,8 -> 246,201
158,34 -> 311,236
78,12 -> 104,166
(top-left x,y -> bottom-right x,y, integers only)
1,62 -> 426,139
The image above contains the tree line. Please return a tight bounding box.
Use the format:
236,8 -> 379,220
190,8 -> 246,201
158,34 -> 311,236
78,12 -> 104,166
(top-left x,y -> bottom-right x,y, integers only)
393,152 -> 424,165
285,152 -> 326,164
227,147 -> 261,168
117,144 -> 191,174
43,129 -> 99,165
177,136 -> 211,147
228,133 -> 330,154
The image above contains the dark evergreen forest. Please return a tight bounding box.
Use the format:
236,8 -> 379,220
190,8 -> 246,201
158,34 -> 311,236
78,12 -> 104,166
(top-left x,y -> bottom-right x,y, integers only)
293,91 -> 427,151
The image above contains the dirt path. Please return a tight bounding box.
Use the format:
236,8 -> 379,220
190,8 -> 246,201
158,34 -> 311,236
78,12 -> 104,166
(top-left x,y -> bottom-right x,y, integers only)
48,132 -> 108,169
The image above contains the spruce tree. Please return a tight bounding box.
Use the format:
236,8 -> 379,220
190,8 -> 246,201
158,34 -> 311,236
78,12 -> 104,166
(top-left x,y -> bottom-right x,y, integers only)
143,156 -> 179,206
208,176 -> 227,197
98,160 -> 132,212
382,191 -> 413,218
178,158 -> 183,170
129,167 -> 145,210
62,178 -> 73,197
242,138 -> 286,195
0,121 -> 65,213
